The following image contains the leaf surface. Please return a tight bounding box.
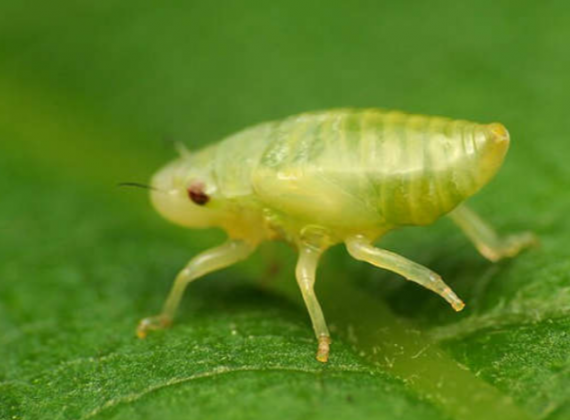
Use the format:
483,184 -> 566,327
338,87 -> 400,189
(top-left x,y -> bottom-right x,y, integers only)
1,1 -> 569,419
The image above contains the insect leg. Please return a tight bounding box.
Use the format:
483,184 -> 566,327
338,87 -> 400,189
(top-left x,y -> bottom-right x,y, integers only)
137,239 -> 255,338
448,204 -> 537,262
295,244 -> 331,363
345,235 -> 465,311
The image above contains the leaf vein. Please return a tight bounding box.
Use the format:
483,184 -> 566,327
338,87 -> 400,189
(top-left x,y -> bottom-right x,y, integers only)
81,364 -> 374,420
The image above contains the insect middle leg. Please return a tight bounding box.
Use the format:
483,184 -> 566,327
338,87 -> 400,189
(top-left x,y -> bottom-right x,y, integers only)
295,243 -> 331,363
345,235 -> 465,311
448,204 -> 537,262
137,239 -> 255,338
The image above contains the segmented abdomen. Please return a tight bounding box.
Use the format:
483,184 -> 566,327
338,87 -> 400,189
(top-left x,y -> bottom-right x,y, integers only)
255,109 -> 507,226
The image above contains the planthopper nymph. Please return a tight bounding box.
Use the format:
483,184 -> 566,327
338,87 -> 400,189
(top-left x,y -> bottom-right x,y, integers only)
135,108 -> 536,362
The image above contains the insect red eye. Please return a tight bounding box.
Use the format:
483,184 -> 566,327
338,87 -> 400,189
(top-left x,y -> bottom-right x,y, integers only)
187,183 -> 209,205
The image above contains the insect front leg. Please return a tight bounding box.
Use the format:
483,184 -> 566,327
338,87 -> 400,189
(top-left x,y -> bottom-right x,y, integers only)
137,239 -> 255,338
448,204 -> 537,262
345,235 -> 465,311
295,243 -> 331,363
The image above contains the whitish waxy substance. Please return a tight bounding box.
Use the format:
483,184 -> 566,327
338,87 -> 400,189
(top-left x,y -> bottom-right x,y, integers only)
137,108 -> 536,362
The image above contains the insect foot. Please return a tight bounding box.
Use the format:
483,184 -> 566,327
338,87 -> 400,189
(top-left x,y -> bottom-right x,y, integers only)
136,314 -> 172,339
441,285 -> 465,312
483,231 -> 539,262
316,335 -> 332,363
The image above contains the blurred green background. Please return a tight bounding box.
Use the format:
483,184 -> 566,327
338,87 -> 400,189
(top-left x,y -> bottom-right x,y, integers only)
1,1 -> 569,419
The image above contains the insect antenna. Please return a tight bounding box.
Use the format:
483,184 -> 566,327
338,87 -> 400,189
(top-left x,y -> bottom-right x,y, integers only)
117,182 -> 160,192
163,135 -> 191,157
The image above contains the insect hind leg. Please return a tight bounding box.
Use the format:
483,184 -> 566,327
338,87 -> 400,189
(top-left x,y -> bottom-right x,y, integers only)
345,235 -> 465,311
448,204 -> 537,262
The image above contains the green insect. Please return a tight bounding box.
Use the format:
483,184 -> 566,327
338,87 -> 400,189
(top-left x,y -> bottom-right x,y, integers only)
136,108 -> 536,362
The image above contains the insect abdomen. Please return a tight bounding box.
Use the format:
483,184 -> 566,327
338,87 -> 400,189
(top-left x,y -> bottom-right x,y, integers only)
355,110 -> 509,225
254,109 -> 509,228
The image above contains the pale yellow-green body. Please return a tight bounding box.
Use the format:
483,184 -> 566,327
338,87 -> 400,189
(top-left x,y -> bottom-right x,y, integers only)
151,109 -> 509,243
139,109 -> 536,362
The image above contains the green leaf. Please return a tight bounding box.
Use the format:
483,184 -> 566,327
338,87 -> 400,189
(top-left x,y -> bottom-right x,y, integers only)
1,1 -> 569,419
